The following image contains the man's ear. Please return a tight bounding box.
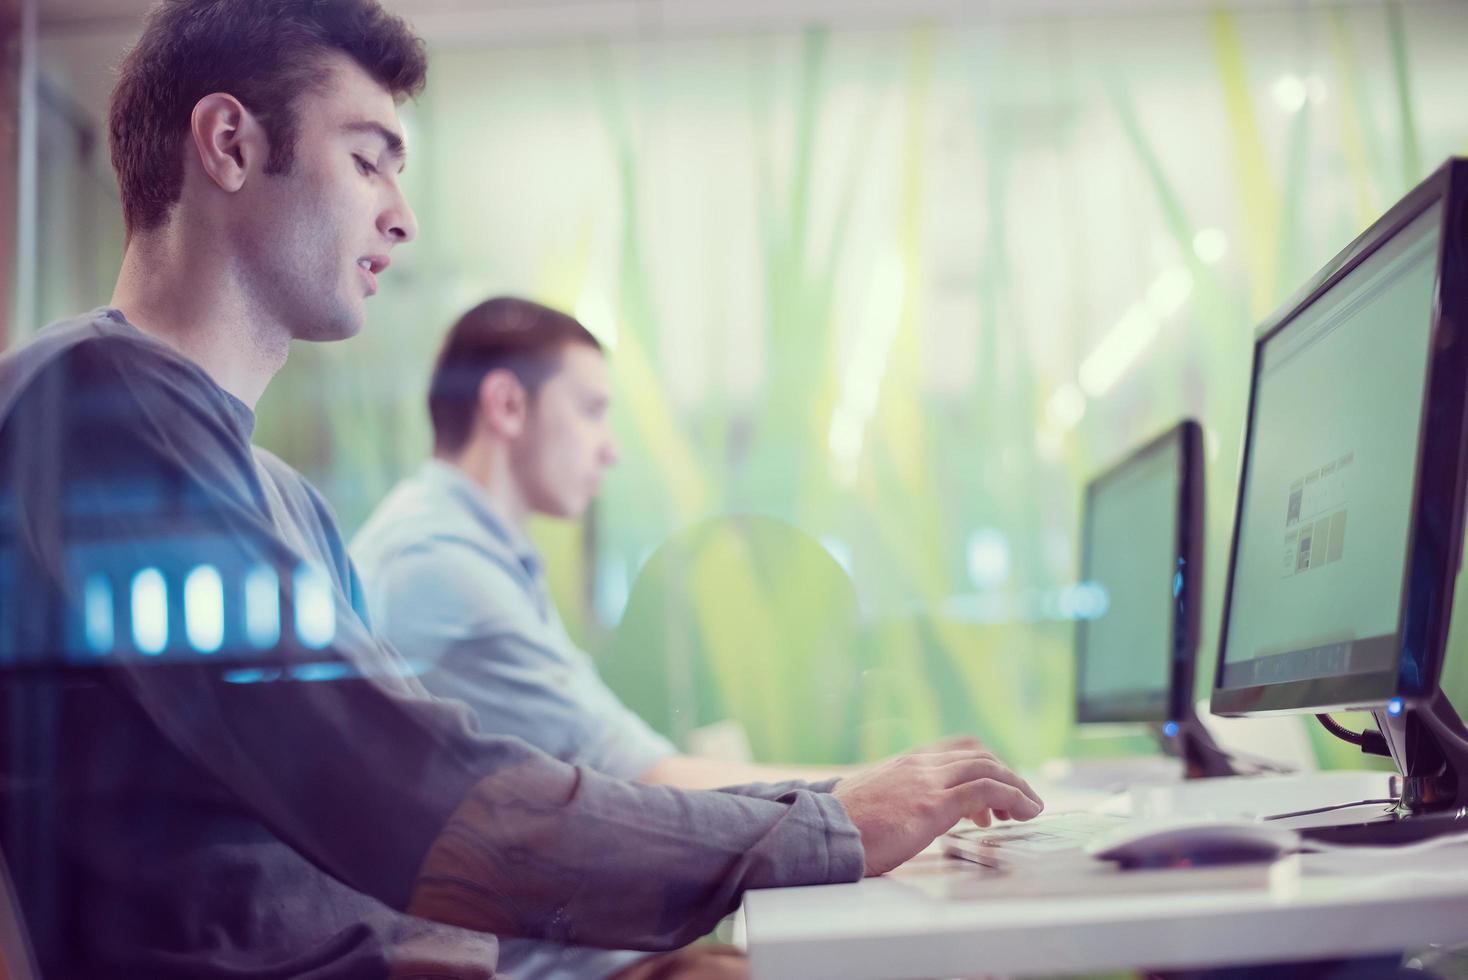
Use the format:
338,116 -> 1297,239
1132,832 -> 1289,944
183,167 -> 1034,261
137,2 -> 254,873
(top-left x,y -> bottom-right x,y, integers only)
189,93 -> 266,194
476,369 -> 529,439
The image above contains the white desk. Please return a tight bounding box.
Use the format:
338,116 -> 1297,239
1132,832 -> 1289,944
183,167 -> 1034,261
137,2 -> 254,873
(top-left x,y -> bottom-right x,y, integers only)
740,774 -> 1468,979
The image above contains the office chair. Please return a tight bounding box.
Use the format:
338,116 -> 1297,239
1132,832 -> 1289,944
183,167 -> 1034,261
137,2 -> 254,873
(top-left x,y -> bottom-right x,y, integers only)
601,514 -> 866,765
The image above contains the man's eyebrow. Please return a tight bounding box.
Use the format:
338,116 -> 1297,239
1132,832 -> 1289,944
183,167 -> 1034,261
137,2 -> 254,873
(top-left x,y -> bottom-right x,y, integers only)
342,120 -> 406,163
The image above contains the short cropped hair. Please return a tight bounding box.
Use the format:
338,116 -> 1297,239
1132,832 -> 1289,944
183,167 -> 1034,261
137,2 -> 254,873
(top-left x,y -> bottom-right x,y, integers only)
109,0 -> 427,235
428,297 -> 604,455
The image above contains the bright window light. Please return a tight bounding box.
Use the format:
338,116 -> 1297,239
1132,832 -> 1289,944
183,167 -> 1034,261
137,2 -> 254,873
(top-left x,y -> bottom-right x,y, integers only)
1146,268 -> 1195,318
966,529 -> 1012,590
1193,228 -> 1229,265
1272,74 -> 1307,113
1047,383 -> 1087,428
1079,268 -> 1195,398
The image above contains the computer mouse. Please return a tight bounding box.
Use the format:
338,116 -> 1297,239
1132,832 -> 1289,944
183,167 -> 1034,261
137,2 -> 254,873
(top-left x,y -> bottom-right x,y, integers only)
1085,820 -> 1300,870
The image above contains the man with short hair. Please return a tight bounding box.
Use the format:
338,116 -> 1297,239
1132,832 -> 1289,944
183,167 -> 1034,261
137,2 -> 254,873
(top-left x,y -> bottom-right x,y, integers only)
0,3 -> 1042,978
356,297 -> 969,786
352,297 -> 1010,977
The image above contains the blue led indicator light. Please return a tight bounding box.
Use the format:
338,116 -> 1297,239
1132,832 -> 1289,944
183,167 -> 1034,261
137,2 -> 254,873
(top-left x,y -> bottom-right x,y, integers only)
1387,698 -> 1404,717
184,565 -> 225,654
293,563 -> 336,650
1163,721 -> 1180,738
84,574 -> 115,655
130,567 -> 169,655
223,667 -> 281,685
290,661 -> 355,683
244,565 -> 281,649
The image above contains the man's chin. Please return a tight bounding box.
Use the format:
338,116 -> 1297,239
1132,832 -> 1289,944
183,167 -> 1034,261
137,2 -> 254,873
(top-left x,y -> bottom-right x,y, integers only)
541,497 -> 590,521
293,310 -> 364,343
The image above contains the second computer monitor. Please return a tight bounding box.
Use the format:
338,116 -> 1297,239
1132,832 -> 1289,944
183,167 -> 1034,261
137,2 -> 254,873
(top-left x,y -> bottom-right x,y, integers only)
1076,420 -> 1203,729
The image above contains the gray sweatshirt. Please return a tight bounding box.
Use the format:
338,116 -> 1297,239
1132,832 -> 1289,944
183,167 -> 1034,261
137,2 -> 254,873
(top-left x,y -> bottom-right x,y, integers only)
0,309 -> 864,979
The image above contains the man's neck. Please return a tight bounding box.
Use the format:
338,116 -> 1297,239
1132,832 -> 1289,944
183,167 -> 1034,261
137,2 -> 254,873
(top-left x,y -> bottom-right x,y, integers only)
110,228 -> 290,410
440,441 -> 531,532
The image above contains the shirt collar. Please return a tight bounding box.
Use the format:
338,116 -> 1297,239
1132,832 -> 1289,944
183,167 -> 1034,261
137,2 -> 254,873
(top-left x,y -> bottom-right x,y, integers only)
100,307 -> 258,439
419,458 -> 543,580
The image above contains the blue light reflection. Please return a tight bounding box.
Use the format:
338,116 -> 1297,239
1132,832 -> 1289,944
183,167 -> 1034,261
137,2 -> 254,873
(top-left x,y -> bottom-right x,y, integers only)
183,565 -> 225,653
130,567 -> 168,655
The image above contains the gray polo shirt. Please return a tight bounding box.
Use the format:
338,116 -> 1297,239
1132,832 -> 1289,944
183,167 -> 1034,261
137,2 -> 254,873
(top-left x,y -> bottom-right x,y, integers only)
352,461 -> 679,977
352,460 -> 675,779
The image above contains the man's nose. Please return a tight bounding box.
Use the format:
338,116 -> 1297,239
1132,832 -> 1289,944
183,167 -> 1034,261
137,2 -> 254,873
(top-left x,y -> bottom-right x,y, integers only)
382,185 -> 418,244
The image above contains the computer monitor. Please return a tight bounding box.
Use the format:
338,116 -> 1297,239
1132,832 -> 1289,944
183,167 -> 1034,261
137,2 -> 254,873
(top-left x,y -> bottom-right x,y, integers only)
1076,420 -> 1231,777
1211,158 -> 1468,839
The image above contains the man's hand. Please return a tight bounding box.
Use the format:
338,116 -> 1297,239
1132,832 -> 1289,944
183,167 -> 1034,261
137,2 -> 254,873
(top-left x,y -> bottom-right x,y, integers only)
832,749 -> 1043,876
899,733 -> 986,756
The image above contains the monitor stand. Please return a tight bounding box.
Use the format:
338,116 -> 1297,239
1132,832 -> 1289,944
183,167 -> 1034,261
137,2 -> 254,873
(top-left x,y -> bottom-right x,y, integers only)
1157,711 -> 1238,779
1287,691 -> 1468,844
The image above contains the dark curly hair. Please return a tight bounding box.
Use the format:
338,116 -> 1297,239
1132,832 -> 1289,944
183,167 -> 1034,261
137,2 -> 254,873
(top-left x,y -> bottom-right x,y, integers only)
109,0 -> 427,235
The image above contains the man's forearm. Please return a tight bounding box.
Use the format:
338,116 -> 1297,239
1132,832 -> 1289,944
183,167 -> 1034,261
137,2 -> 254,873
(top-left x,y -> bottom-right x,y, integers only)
407,757 -> 864,950
638,754 -> 854,791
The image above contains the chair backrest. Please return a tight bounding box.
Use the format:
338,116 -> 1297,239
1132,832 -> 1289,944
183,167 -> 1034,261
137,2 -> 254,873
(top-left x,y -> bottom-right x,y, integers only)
600,514 -> 865,764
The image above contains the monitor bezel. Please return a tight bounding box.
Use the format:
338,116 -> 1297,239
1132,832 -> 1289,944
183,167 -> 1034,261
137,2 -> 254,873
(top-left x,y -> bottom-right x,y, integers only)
1075,419 -> 1204,725
1211,158 -> 1468,717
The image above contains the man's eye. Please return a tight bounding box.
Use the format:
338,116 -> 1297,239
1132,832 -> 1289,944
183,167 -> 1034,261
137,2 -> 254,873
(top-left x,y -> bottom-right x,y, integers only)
353,155 -> 378,176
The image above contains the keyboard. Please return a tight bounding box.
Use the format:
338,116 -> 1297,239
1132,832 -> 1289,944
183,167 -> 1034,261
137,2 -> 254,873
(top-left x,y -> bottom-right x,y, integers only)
943,812 -> 1130,871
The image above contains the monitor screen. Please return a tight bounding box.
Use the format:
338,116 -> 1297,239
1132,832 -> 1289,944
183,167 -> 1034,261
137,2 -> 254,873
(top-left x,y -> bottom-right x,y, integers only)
1076,426 -> 1194,722
1217,202 -> 1442,698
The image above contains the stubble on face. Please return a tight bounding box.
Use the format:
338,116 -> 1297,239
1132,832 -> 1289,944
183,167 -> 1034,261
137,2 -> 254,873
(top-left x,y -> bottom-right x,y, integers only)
233,55 -> 407,345
510,346 -> 613,520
